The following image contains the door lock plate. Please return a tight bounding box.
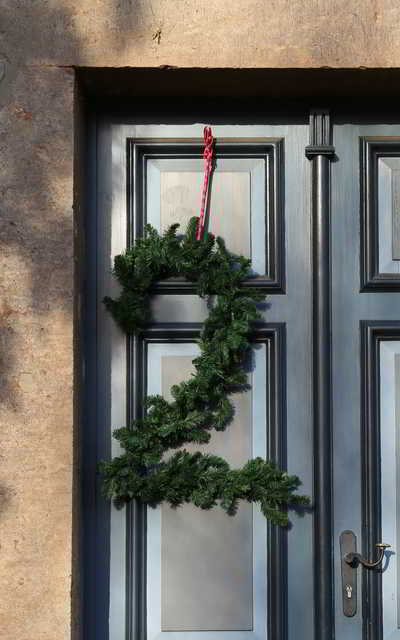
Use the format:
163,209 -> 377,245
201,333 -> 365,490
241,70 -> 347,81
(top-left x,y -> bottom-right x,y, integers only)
340,530 -> 357,617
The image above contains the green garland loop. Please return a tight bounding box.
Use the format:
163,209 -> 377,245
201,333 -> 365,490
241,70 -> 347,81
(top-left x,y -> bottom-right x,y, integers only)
100,216 -> 309,527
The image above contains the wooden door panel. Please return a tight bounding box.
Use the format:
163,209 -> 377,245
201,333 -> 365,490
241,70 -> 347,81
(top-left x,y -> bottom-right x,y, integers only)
361,139 -> 400,290
149,159 -> 253,263
333,126 -> 400,640
146,343 -> 266,639
129,138 -> 284,292
88,120 -> 312,640
380,340 -> 400,637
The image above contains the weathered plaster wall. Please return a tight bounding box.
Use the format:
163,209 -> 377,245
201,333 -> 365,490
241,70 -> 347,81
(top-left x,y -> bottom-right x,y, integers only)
0,65 -> 75,640
2,0 -> 400,68
1,2 -> 400,639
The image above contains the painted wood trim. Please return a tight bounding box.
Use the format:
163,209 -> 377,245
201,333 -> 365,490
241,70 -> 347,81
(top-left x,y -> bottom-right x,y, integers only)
360,138 -> 400,291
125,323 -> 288,640
127,139 -> 285,293
82,116 -> 112,640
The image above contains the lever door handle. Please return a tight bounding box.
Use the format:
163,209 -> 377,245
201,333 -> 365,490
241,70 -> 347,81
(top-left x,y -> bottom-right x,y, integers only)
344,542 -> 391,569
340,531 -> 391,617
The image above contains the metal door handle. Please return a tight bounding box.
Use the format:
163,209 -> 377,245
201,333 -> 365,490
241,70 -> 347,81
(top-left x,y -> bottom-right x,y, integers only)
344,542 -> 391,569
340,530 -> 392,617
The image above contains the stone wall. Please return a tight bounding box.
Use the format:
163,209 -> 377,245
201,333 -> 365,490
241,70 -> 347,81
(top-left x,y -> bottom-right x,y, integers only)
1,2 -> 400,639
3,0 -> 400,69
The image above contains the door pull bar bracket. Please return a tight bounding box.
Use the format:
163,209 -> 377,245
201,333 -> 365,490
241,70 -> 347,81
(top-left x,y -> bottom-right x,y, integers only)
340,530 -> 357,617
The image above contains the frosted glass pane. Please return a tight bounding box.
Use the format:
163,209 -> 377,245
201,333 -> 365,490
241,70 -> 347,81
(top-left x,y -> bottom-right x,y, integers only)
392,166 -> 400,260
160,172 -> 250,260
147,157 -> 266,274
160,356 -> 253,632
378,158 -> 400,271
146,343 -> 267,640
380,342 -> 400,638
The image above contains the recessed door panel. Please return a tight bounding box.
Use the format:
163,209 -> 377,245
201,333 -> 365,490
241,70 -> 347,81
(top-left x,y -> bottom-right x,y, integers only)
380,341 -> 400,637
150,159 -> 253,265
361,138 -> 400,289
129,138 -> 284,290
146,344 -> 266,639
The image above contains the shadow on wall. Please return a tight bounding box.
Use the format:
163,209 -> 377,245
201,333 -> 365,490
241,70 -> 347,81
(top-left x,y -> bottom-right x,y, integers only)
0,484 -> 14,515
0,3 -> 149,640
1,0 -> 160,67
0,0 -> 153,412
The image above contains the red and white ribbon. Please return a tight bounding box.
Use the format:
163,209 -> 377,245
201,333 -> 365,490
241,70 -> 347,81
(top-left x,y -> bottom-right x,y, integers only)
196,126 -> 214,241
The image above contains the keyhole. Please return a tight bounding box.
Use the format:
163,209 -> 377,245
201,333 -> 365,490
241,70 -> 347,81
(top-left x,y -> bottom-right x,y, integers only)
345,584 -> 352,599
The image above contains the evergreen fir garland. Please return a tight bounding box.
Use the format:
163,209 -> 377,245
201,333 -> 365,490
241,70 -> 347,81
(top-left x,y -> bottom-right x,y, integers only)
100,216 -> 309,526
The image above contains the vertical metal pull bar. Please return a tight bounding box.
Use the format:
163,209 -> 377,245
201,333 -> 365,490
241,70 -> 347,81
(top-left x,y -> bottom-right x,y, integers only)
306,110 -> 335,639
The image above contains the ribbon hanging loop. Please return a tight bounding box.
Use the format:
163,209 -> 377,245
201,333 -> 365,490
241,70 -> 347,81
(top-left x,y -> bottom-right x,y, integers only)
196,126 -> 214,241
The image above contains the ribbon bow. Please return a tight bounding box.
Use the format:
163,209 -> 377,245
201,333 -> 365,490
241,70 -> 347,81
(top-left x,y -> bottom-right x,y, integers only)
196,126 -> 214,241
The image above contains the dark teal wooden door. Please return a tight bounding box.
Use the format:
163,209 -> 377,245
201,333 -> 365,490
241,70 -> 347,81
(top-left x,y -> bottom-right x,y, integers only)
332,122 -> 400,640
84,112 -> 400,640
